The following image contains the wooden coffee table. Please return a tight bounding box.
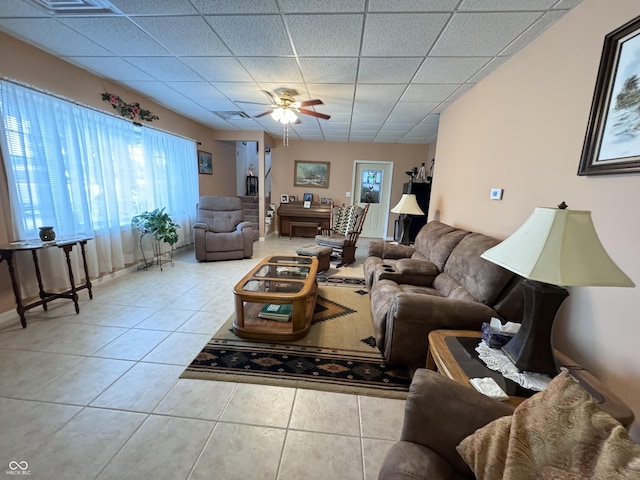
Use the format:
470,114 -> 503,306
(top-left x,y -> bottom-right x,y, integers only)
233,255 -> 318,341
427,329 -> 634,426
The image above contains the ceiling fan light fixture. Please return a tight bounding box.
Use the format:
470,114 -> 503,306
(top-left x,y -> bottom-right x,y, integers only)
271,107 -> 297,125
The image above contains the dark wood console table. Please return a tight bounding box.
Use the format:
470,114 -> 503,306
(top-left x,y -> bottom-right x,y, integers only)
0,236 -> 93,328
277,202 -> 331,237
427,330 -> 634,427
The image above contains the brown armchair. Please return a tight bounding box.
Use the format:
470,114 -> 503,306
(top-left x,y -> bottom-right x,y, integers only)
193,196 -> 253,262
314,202 -> 369,267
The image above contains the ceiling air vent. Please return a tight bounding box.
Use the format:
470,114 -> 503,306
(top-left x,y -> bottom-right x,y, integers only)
27,0 -> 120,15
213,111 -> 252,120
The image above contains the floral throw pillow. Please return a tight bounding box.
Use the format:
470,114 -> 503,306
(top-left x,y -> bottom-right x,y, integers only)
456,371 -> 640,480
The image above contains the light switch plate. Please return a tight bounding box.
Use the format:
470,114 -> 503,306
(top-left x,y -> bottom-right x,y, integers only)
490,188 -> 503,200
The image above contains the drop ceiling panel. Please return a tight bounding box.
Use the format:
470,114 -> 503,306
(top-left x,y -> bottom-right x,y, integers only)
458,0 -> 557,11
357,58 -> 423,84
238,57 -> 303,83
298,58 -> 358,84
212,83 -> 265,104
67,57 -> 155,82
132,17 -> 230,56
190,0 -> 279,14
500,10 -> 568,56
286,14 -> 363,57
0,18 -> 112,56
58,17 -> 170,56
431,12 -> 542,56
204,15 -> 292,56
367,0 -> 459,12
361,13 -> 450,57
180,57 -> 253,82
279,0 -> 365,13
413,57 -> 490,84
355,84 -> 406,103
110,0 -> 198,15
117,81 -> 187,100
402,84 -> 459,102
123,57 -> 203,81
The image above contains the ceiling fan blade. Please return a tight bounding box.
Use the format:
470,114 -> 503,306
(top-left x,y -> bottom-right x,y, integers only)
254,111 -> 273,118
298,108 -> 331,120
299,99 -> 324,107
261,90 -> 278,104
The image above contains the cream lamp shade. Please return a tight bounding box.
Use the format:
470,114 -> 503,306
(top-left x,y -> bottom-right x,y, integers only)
390,194 -> 425,215
480,204 -> 634,376
481,207 -> 634,287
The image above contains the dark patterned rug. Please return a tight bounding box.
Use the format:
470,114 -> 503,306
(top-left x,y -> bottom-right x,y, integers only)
181,286 -> 410,399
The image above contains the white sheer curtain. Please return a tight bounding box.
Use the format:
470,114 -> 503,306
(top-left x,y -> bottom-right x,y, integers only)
0,80 -> 198,290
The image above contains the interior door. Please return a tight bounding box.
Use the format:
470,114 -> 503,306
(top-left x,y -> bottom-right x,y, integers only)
354,161 -> 393,239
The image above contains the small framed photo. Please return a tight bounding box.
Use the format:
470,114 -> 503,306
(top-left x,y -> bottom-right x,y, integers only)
303,192 -> 312,209
281,194 -> 289,203
320,197 -> 332,205
198,150 -> 212,175
289,195 -> 296,202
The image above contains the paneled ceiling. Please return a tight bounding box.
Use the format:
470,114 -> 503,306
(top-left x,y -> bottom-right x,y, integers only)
0,0 -> 583,144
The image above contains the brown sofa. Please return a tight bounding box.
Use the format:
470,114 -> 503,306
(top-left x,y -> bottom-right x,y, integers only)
364,221 -> 524,369
379,369 -> 639,480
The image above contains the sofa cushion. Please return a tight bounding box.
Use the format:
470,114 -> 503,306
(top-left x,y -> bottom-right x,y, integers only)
395,258 -> 439,277
456,371 -> 640,480
412,221 -> 469,270
443,233 -> 514,305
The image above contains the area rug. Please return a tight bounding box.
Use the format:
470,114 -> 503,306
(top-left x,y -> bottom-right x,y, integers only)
315,274 -> 367,288
181,286 -> 410,399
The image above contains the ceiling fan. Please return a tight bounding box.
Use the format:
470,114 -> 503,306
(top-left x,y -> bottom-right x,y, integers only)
253,88 -> 331,123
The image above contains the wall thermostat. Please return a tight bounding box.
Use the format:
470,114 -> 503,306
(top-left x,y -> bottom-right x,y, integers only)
490,188 -> 503,200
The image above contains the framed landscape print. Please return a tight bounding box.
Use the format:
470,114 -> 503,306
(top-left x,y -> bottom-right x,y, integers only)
579,15 -> 640,175
294,160 -> 330,188
198,150 -> 212,175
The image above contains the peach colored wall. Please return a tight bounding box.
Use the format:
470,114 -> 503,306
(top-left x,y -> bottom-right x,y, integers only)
432,0 -> 640,439
270,140 -> 430,236
0,32 -> 221,313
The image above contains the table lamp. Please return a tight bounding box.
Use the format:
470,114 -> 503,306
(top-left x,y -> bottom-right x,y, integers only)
391,194 -> 425,245
481,202 -> 634,376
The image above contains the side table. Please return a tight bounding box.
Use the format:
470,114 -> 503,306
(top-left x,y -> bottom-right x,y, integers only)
0,236 -> 93,328
426,329 -> 634,427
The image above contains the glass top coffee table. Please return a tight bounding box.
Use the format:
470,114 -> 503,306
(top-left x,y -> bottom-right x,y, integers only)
232,255 -> 318,341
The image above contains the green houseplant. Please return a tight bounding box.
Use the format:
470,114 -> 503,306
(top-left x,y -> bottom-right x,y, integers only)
131,208 -> 179,269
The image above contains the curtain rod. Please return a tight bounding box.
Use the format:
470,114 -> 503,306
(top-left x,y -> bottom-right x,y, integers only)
0,77 -> 198,144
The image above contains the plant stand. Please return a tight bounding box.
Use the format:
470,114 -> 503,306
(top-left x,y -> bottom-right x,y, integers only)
137,232 -> 174,271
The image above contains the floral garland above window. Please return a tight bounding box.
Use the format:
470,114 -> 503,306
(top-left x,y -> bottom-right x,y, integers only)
101,92 -> 159,123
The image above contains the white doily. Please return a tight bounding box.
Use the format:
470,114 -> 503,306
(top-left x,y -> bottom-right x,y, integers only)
475,341 -> 552,392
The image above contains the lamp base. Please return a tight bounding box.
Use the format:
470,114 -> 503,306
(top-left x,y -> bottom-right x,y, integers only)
399,215 -> 412,245
501,279 -> 569,376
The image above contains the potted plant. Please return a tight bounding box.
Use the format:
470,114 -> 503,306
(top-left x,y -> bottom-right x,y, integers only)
131,207 -> 179,269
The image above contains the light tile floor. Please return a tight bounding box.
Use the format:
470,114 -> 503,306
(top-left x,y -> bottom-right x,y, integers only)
0,237 -> 405,480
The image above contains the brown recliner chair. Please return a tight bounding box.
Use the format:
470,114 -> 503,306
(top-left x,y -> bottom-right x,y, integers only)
193,196 -> 253,261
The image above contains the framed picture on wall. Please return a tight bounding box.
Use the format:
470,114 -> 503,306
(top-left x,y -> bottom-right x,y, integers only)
198,150 -> 212,175
579,15 -> 640,175
294,160 -> 330,188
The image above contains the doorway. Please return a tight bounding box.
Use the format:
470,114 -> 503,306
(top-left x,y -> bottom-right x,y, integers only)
353,161 -> 393,239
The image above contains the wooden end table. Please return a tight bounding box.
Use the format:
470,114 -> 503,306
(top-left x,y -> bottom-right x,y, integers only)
426,329 -> 634,426
233,255 -> 318,341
